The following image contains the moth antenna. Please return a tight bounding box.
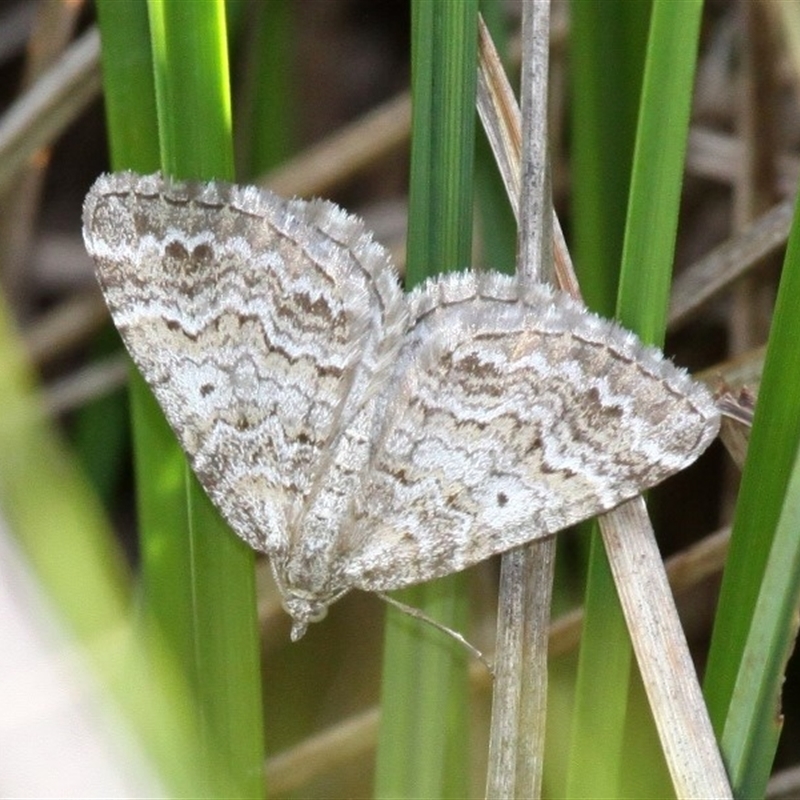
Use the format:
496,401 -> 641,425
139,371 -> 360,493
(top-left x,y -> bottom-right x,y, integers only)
377,592 -> 494,675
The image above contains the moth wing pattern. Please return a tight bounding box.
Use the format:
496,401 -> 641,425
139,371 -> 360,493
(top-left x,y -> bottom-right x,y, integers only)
82,172 -> 407,557
83,172 -> 720,636
341,273 -> 720,591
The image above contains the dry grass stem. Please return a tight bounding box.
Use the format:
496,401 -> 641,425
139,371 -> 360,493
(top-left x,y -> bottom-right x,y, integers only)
0,27 -> 100,195
262,93 -> 411,199
686,127 -> 799,196
265,707 -> 379,796
485,5 -> 554,796
476,18 -> 521,218
598,500 -> 731,797
669,197 -> 794,328
766,763 -> 800,800
0,0 -> 83,309
44,355 -> 128,418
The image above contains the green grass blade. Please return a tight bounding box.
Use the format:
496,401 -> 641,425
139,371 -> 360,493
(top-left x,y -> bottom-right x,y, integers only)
143,2 -> 265,796
565,535 -> 637,798
147,0 -> 234,180
567,3 -> 703,797
70,333 -> 130,504
94,0 -> 160,172
569,0 -> 651,317
96,0 -> 264,794
705,186 -> 800,787
615,1 -> 703,342
474,1 -> 516,276
94,0 -> 192,668
374,2 -> 477,797
721,436 -> 800,797
233,0 -> 295,177
564,3 -> 650,795
403,1 -> 477,287
77,4 -> 218,794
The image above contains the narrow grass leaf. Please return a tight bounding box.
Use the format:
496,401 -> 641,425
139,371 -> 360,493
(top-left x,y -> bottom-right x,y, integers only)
722,439 -> 800,797
705,186 -> 800,784
144,2 -> 265,796
568,3 -> 703,797
374,2 -> 477,797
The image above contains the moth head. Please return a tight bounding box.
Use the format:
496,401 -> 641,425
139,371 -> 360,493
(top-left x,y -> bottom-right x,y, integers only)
282,594 -> 329,641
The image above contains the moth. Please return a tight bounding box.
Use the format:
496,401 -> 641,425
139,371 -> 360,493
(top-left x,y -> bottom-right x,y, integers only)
83,172 -> 719,640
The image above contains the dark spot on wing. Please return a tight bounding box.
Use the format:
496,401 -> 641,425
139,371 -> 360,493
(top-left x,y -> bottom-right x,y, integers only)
192,242 -> 214,263
165,241 -> 189,260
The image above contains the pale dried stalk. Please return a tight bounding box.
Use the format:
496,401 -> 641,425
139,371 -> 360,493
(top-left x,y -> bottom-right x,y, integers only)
598,501 -> 731,798
476,9 -> 731,800
516,4 -> 553,289
44,355 -> 128,418
485,4 -> 554,797
0,27 -> 100,195
25,291 -> 109,367
476,22 -> 521,219
686,127 -> 799,196
766,762 -> 800,800
476,15 -> 578,301
0,0 -> 84,310
266,706 -> 379,795
668,197 -> 794,328
487,549 -> 546,798
263,93 -> 411,199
